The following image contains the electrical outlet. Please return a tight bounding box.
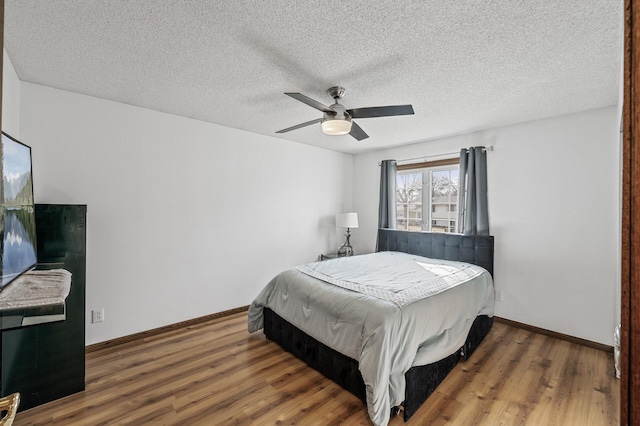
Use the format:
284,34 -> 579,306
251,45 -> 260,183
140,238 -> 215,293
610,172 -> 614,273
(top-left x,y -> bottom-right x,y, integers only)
495,291 -> 504,302
92,309 -> 105,323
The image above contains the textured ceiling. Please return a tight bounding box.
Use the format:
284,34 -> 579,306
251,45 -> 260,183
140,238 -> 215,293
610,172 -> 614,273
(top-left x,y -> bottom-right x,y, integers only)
4,1 -> 622,154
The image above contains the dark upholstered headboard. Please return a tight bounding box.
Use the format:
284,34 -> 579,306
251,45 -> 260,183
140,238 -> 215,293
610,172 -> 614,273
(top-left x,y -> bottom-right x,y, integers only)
377,229 -> 494,277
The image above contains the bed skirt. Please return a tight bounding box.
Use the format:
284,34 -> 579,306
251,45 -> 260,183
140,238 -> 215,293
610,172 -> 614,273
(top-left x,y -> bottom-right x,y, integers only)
263,307 -> 493,421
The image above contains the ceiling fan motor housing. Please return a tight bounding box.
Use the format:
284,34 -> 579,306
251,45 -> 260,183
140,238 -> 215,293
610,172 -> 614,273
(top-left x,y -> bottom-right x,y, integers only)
322,104 -> 352,135
322,87 -> 352,135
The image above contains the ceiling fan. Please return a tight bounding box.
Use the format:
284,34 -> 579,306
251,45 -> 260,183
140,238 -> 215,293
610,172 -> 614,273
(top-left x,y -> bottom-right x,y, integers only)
275,86 -> 414,141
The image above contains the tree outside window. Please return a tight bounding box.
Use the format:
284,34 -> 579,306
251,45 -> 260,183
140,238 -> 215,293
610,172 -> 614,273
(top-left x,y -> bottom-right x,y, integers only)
396,172 -> 422,231
396,165 -> 459,233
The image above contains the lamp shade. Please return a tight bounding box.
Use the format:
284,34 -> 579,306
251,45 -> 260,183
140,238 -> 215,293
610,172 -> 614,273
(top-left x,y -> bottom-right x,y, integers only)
321,111 -> 352,136
321,117 -> 352,135
336,212 -> 358,229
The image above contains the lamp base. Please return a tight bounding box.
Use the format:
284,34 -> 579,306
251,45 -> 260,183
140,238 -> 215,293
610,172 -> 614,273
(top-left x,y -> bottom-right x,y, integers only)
337,229 -> 354,257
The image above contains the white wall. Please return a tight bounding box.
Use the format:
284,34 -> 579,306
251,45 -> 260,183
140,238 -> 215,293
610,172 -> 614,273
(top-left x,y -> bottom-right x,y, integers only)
19,82 -> 354,345
2,49 -> 20,136
354,107 -> 620,345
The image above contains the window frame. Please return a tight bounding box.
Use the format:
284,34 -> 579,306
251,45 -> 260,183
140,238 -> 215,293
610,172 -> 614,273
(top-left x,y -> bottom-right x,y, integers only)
396,157 -> 460,233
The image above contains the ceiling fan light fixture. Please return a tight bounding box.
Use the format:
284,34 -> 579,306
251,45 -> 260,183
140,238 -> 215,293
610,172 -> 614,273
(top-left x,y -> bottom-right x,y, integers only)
321,113 -> 352,136
276,86 -> 413,141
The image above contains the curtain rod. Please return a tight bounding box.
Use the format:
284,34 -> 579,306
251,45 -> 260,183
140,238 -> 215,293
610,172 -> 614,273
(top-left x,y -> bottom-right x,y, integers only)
379,145 -> 494,165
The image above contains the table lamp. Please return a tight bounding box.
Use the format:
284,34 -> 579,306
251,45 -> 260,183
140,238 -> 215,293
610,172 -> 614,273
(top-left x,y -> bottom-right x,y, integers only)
336,212 -> 358,257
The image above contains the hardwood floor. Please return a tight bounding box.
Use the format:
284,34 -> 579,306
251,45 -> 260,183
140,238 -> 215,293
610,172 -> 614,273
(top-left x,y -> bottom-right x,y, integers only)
15,312 -> 619,425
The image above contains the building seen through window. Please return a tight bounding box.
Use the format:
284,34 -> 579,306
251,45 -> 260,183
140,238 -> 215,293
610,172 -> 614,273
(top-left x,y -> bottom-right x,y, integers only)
396,164 -> 459,233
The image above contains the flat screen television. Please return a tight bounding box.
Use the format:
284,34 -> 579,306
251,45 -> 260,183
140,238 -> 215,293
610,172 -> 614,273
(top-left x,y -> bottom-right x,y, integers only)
0,132 -> 37,289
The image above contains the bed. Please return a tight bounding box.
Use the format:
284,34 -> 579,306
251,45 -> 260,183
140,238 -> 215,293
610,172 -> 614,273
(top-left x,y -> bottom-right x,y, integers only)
248,229 -> 494,425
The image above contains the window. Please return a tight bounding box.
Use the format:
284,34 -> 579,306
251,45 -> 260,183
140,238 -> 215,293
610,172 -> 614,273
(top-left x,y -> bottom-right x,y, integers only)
396,161 -> 459,233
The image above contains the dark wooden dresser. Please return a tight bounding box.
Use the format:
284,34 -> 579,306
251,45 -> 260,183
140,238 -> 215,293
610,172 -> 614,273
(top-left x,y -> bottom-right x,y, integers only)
1,204 -> 87,410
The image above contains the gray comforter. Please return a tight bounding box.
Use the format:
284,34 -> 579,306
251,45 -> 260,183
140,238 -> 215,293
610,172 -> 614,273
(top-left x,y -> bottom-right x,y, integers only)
247,252 -> 494,426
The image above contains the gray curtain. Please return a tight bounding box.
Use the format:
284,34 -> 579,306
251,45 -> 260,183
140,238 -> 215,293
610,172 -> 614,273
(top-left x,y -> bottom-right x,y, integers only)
378,159 -> 397,230
457,147 -> 489,235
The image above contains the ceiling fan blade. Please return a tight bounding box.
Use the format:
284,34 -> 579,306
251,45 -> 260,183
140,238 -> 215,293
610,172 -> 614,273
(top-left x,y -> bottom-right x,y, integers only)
275,118 -> 322,134
285,93 -> 334,113
347,104 -> 414,119
349,121 -> 369,141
